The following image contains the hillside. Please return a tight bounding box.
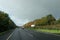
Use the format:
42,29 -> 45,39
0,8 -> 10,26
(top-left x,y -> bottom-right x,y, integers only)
0,11 -> 17,33
24,14 -> 60,29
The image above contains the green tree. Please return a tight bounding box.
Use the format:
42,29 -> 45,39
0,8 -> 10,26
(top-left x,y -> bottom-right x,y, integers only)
0,11 -> 16,32
56,18 -> 60,24
46,14 -> 56,25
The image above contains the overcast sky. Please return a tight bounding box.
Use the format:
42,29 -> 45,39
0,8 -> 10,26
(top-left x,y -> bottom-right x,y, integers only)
0,0 -> 60,26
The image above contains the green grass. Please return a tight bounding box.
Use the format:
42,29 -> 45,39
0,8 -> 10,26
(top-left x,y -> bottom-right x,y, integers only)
0,32 -> 6,35
28,28 -> 60,35
35,29 -> 60,33
0,30 -> 10,35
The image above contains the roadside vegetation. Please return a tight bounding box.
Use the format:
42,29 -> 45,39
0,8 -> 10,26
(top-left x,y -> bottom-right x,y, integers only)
24,14 -> 60,35
36,29 -> 60,34
0,11 -> 17,34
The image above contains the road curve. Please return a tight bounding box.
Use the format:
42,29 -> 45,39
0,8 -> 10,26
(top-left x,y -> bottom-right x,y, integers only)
7,28 -> 60,40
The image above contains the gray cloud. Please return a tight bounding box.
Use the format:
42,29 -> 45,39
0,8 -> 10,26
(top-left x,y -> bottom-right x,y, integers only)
0,0 -> 60,26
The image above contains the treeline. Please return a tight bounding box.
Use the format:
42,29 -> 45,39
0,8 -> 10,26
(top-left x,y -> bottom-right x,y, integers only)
24,14 -> 60,29
0,11 -> 17,33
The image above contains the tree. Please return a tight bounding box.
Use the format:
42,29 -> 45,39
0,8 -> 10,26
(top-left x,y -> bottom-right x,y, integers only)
46,14 -> 56,25
24,14 -> 56,28
0,11 -> 16,32
56,18 -> 60,24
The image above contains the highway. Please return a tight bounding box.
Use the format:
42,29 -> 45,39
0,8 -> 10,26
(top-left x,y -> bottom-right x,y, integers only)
6,28 -> 60,40
0,30 -> 14,40
0,28 -> 60,40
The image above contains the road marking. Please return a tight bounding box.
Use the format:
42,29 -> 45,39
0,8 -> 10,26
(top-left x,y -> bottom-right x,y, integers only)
6,32 -> 14,40
22,29 -> 34,37
28,33 -> 34,37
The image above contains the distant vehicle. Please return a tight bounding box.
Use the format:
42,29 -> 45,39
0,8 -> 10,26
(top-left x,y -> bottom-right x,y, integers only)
22,27 -> 24,29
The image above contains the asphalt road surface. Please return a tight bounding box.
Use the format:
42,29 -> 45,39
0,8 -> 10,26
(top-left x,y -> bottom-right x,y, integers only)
0,30 -> 14,40
4,28 -> 60,40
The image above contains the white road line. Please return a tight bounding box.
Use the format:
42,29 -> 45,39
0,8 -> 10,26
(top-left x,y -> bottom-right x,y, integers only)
28,33 -> 34,37
22,29 -> 34,37
6,32 -> 14,40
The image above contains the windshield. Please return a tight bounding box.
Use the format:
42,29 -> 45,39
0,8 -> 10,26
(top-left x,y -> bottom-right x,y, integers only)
0,0 -> 60,40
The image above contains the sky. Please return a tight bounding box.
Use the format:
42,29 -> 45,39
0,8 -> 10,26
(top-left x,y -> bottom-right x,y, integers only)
0,0 -> 60,26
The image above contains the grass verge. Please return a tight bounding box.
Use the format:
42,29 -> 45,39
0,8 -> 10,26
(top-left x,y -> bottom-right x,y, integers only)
0,30 -> 12,36
28,28 -> 60,35
35,29 -> 60,33
0,31 -> 9,36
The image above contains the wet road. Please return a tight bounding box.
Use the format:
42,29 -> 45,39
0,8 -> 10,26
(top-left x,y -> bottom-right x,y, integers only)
6,28 -> 60,40
0,30 -> 14,40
